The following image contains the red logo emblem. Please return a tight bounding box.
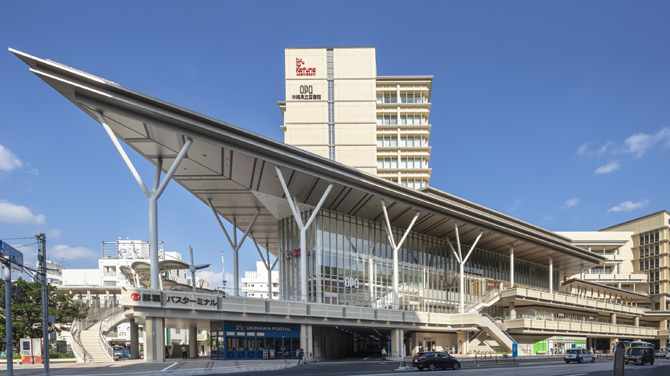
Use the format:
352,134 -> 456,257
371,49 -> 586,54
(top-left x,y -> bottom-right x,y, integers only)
130,293 -> 140,301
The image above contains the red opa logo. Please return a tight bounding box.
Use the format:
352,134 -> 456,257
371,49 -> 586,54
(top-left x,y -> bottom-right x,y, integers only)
130,293 -> 140,301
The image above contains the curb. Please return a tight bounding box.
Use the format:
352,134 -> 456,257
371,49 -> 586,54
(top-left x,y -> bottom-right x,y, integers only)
55,363 -> 296,376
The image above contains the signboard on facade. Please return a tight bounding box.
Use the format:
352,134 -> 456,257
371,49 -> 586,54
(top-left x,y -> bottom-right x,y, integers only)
295,58 -> 316,76
291,85 -> 322,100
122,289 -> 219,311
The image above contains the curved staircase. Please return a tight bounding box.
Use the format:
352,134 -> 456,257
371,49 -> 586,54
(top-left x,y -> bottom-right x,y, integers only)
71,304 -> 127,362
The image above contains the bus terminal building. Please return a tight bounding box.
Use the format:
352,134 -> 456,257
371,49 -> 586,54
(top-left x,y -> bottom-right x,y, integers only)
11,47 -> 669,362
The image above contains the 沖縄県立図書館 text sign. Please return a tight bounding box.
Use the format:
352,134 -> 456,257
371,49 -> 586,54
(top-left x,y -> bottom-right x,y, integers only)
291,85 -> 321,100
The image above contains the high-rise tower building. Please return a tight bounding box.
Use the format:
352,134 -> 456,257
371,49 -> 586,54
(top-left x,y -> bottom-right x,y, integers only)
278,47 -> 432,188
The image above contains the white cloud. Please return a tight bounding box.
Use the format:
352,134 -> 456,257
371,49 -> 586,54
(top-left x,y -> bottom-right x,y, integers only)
607,199 -> 650,213
544,215 -> 554,220
197,270 -> 235,293
563,198 -> 580,208
508,199 -> 522,213
0,144 -> 23,172
594,161 -> 620,174
576,143 -> 590,156
49,245 -> 98,260
0,200 -> 45,224
48,229 -> 61,239
622,127 -> 670,157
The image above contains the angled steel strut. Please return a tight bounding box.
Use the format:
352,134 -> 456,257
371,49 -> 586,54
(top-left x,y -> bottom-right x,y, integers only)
96,110 -> 192,289
207,198 -> 260,297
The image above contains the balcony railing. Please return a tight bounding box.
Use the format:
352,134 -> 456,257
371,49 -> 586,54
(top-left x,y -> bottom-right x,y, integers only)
582,273 -> 647,282
503,286 -> 646,315
505,314 -> 660,336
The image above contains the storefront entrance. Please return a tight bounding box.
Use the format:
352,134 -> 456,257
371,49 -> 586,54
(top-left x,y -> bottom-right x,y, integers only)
210,322 -> 300,360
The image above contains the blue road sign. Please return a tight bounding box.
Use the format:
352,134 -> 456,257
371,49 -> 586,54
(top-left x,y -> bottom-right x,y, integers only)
512,343 -> 518,357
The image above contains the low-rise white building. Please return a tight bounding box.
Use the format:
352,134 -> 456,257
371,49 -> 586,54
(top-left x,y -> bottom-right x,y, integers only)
241,261 -> 279,299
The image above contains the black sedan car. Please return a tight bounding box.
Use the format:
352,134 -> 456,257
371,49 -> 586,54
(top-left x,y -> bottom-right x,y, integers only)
413,352 -> 461,371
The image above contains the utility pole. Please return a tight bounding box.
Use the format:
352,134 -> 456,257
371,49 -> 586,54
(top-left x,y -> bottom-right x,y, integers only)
2,258 -> 13,376
37,233 -> 49,376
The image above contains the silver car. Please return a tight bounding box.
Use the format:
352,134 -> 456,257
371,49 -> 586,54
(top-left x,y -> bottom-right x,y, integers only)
564,348 -> 595,363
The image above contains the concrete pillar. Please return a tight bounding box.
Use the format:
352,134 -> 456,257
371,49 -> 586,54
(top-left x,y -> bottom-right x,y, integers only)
144,317 -> 165,362
611,313 -> 617,325
300,324 -> 313,360
189,325 -> 197,358
549,256 -> 553,293
390,329 -> 403,359
661,338 -> 668,349
510,245 -> 514,287
633,317 -> 639,327
661,318 -> 668,331
457,330 -> 469,355
509,302 -> 516,319
130,319 -> 140,359
661,296 -> 667,311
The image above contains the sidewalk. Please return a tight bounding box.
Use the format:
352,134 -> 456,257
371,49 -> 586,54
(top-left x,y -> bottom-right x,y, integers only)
0,358 -> 298,376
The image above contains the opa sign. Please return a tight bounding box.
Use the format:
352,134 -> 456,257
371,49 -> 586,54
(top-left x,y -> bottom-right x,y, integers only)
344,277 -> 360,288
299,85 -> 313,94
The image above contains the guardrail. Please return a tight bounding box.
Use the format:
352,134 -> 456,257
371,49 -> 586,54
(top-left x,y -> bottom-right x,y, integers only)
98,320 -> 114,361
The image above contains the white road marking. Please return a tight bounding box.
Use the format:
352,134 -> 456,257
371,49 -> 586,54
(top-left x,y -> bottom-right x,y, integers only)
160,362 -> 179,372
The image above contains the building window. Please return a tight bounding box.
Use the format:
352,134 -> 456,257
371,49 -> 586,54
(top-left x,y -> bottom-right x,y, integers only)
377,157 -> 398,169
327,49 -> 333,79
655,231 -> 659,242
376,114 -> 397,125
640,261 -> 644,270
645,234 -> 649,244
400,114 -> 423,125
401,178 -> 424,189
400,92 -> 423,104
376,92 -> 397,104
645,260 -> 649,269
328,124 -> 334,145
328,80 -> 334,100
655,245 -> 659,255
376,136 -> 398,147
400,157 -> 424,169
639,235 -> 644,245
400,135 -> 423,147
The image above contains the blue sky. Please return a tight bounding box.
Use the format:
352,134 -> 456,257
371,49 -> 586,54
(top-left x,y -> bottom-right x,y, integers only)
1,1 -> 669,288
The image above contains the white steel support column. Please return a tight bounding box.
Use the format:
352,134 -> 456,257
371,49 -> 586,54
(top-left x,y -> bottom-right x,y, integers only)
207,200 -> 260,297
549,256 -> 553,293
96,110 -> 192,290
446,222 -> 484,313
276,166 -> 333,302
251,234 -> 278,299
380,200 -> 420,311
510,244 -> 514,287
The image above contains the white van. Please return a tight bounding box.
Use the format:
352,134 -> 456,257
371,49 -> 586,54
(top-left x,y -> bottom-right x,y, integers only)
564,348 -> 595,363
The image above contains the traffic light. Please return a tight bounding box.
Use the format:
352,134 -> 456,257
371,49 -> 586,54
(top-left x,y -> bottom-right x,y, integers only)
11,284 -> 21,301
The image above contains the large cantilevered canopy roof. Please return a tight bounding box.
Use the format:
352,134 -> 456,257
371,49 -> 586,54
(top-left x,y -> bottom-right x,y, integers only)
11,48 -> 605,276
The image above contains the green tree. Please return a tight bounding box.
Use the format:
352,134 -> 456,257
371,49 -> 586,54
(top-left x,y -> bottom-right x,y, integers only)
0,279 -> 88,342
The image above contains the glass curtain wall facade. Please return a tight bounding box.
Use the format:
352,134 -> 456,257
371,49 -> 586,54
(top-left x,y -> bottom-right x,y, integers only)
279,209 -> 560,312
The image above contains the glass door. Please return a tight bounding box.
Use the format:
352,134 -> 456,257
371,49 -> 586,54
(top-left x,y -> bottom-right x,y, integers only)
256,335 -> 265,359
225,332 -> 236,359
236,335 -> 246,359
247,336 -> 256,359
